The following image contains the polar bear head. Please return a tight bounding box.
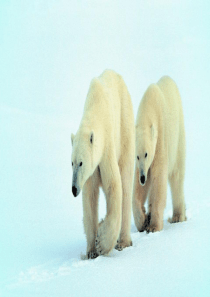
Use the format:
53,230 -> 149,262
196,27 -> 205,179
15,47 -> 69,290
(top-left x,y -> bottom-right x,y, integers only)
71,128 -> 100,197
136,124 -> 158,186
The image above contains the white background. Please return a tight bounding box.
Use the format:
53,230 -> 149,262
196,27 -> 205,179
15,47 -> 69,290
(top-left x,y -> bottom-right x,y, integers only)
0,1 -> 210,296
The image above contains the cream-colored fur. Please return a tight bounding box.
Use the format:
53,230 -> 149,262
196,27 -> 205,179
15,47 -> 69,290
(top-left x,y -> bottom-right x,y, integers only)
71,70 -> 135,258
133,76 -> 186,233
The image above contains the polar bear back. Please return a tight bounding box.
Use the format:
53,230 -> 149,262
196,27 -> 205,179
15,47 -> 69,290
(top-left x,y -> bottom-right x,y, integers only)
82,70 -> 134,162
157,76 -> 185,174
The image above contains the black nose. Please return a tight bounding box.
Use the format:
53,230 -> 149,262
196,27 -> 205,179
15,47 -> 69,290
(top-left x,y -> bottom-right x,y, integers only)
140,175 -> 145,185
72,186 -> 77,197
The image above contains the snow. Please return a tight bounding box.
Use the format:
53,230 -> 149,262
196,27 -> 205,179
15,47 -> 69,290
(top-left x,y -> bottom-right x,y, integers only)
0,0 -> 210,296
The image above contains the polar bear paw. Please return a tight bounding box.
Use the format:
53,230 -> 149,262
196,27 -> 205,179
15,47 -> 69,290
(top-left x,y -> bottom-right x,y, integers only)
146,220 -> 163,233
169,213 -> 187,223
115,239 -> 132,251
139,213 -> 151,232
87,248 -> 99,259
95,219 -> 118,255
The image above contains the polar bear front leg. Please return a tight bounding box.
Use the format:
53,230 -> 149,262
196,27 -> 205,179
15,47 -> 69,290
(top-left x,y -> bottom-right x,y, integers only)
82,174 -> 100,259
95,159 -> 122,255
115,162 -> 133,251
132,167 -> 151,232
146,169 -> 167,233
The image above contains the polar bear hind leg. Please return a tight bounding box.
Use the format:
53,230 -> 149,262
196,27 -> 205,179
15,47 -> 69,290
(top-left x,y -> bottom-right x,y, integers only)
169,169 -> 186,223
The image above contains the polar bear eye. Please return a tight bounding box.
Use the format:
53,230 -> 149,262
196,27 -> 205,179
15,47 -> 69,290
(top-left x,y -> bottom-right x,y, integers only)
80,162 -> 83,166
137,156 -> 139,160
145,153 -> 147,158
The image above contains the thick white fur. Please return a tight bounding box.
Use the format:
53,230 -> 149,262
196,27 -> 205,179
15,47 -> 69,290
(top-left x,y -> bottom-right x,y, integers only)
133,76 -> 186,233
71,70 -> 135,258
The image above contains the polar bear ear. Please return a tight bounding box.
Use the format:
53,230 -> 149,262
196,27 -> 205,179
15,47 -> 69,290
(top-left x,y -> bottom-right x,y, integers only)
151,124 -> 157,140
71,133 -> 75,146
90,131 -> 94,144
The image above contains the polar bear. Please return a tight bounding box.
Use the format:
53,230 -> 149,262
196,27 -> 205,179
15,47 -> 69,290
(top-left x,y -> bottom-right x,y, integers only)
133,76 -> 186,233
71,70 -> 135,258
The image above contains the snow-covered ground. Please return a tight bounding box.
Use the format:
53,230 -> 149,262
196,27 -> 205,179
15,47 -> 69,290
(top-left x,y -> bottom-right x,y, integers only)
0,1 -> 210,296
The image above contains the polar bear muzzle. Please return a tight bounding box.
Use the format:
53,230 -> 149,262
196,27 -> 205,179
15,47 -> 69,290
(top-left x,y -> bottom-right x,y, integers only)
139,169 -> 146,186
141,175 -> 145,184
140,175 -> 146,186
72,184 -> 81,197
72,185 -> 77,197
72,169 -> 81,197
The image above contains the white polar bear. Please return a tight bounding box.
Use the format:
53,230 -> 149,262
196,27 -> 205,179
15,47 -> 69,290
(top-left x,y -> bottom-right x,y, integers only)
133,76 -> 186,233
71,70 -> 135,258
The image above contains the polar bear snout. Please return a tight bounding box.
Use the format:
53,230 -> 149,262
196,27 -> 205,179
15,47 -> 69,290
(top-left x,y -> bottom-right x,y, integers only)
72,184 -> 81,197
139,170 -> 146,186
72,185 -> 78,197
140,175 -> 146,186
72,169 -> 81,197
